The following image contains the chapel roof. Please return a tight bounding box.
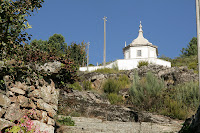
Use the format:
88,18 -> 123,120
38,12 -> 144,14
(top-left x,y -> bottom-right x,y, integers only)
126,21 -> 157,48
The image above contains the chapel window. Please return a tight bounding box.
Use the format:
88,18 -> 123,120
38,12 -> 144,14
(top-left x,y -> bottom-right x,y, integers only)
137,50 -> 142,57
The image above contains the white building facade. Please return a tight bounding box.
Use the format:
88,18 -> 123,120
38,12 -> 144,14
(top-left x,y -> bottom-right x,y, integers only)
80,22 -> 171,72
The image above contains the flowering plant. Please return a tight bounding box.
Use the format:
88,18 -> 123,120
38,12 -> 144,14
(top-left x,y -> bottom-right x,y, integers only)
5,115 -> 41,133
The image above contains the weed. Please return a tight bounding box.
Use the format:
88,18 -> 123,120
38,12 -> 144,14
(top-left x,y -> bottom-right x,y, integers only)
57,116 -> 75,126
68,82 -> 82,91
137,61 -> 149,68
83,80 -> 92,90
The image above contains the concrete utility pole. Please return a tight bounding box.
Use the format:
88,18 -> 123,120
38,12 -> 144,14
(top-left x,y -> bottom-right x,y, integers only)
103,16 -> 107,67
196,0 -> 200,96
87,42 -> 90,71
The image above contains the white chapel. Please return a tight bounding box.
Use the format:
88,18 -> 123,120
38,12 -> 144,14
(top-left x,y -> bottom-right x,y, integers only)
80,22 -> 171,72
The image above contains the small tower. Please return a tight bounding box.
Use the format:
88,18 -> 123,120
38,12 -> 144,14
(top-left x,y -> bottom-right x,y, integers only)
123,21 -> 158,59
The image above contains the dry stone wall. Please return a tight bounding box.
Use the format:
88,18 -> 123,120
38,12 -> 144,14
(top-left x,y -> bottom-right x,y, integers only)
0,75 -> 59,132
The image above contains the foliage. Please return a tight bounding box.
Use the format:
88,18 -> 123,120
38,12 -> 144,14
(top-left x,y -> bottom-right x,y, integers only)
129,71 -> 165,110
129,70 -> 199,119
103,75 -> 130,94
103,78 -> 119,94
107,93 -> 123,104
83,80 -> 92,90
67,42 -> 87,66
57,116 -> 75,126
159,55 -> 172,62
0,0 -> 44,59
93,68 -> 119,74
180,37 -> 197,57
160,81 -> 199,120
171,55 -> 198,72
137,61 -> 149,68
68,82 -> 82,91
30,37 -> 87,67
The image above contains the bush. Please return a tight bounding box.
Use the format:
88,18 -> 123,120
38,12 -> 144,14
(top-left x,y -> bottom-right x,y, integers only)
118,75 -> 130,88
103,78 -> 119,94
130,71 -> 165,110
108,93 -> 123,104
103,75 -> 130,94
83,80 -> 92,90
160,95 -> 188,120
137,61 -> 149,68
57,116 -> 75,126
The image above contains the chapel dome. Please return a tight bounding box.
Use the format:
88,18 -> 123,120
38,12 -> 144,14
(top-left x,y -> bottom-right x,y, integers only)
129,21 -> 154,47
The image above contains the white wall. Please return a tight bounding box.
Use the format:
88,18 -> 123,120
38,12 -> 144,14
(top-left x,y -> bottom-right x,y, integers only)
79,58 -> 171,72
128,46 -> 157,59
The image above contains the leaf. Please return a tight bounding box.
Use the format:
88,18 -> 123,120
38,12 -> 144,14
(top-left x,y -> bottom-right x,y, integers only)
9,126 -> 21,133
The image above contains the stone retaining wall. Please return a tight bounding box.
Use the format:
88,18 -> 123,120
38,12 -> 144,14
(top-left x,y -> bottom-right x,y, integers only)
0,75 -> 59,132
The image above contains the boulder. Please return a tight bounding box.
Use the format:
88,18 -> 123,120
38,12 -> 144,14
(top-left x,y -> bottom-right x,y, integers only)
10,87 -> 25,95
0,118 -> 14,131
36,99 -> 56,118
0,107 -> 6,117
32,120 -> 54,133
0,93 -> 11,107
4,103 -> 27,121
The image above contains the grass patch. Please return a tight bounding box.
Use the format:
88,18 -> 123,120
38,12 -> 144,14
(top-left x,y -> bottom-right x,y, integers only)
93,68 -> 119,74
57,116 -> 75,126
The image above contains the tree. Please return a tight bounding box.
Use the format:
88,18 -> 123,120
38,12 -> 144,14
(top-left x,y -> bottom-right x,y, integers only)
0,0 -> 44,58
67,42 -> 87,66
181,37 -> 197,57
47,34 -> 67,56
30,39 -> 47,50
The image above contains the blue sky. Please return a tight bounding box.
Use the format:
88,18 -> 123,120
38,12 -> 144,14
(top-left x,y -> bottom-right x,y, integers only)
27,0 -> 196,65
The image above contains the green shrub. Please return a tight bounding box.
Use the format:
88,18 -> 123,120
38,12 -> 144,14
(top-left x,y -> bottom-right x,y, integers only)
93,68 -> 119,74
108,93 -> 123,104
137,61 -> 149,68
118,75 -> 130,88
103,78 -> 119,94
83,80 -> 92,90
57,116 -> 75,126
130,71 -> 165,110
175,81 -> 199,109
103,75 -> 130,94
159,81 -> 199,120
160,95 -> 188,120
68,82 -> 82,91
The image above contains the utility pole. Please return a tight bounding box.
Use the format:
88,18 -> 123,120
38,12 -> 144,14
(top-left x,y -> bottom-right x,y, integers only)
103,16 -> 107,67
196,0 -> 200,96
87,42 -> 90,71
